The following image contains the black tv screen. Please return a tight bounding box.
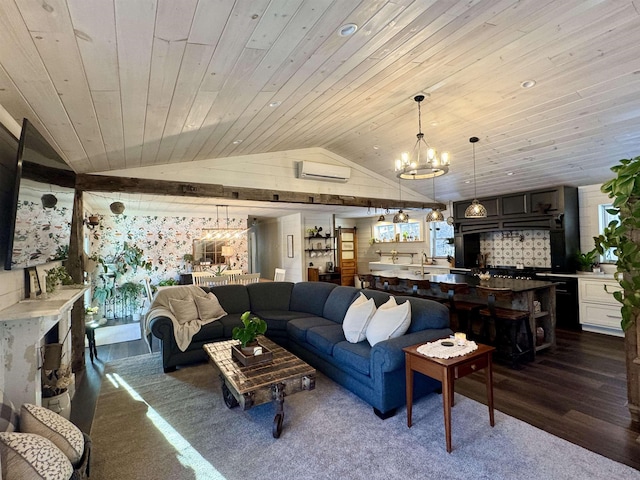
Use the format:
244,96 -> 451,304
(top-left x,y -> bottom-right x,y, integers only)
4,119 -> 76,270
0,122 -> 19,269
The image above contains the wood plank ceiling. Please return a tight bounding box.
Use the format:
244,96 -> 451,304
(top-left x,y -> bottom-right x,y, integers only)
1,0 -> 640,208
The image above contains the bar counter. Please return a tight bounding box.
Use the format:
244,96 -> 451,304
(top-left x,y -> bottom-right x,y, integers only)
364,272 -> 557,357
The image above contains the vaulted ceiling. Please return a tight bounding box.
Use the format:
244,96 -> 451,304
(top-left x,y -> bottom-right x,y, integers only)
1,0 -> 639,206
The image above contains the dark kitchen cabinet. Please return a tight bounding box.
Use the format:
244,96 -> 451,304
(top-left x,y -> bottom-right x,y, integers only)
530,189 -> 561,213
453,186 -> 579,272
501,193 -> 527,215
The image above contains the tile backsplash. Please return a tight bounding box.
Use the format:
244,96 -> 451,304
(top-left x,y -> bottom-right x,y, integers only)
479,230 -> 551,268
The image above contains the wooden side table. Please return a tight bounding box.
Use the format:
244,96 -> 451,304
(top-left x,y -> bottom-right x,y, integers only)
403,342 -> 495,453
85,323 -> 98,363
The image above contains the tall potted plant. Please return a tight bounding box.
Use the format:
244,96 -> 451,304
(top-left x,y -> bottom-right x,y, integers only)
118,281 -> 145,319
593,155 -> 640,425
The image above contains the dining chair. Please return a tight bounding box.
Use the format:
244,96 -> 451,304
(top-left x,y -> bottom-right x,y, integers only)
234,273 -> 261,285
274,268 -> 286,281
192,272 -> 229,287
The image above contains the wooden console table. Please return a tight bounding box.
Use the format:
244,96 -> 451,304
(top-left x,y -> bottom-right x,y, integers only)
403,342 -> 495,453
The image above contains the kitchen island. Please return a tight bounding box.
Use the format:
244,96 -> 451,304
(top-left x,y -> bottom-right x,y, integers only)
365,271 -> 556,358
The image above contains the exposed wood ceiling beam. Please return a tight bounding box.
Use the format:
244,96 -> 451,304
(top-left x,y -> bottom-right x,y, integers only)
76,174 -> 444,211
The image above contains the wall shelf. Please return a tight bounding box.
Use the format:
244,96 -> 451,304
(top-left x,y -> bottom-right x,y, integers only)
375,250 -> 417,260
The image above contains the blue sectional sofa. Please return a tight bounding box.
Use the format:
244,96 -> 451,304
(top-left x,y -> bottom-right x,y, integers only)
149,281 -> 451,418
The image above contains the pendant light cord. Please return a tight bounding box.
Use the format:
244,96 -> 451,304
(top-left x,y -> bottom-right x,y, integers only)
473,141 -> 477,199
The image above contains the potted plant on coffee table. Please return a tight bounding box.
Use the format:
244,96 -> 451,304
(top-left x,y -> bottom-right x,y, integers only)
232,311 -> 267,353
231,312 -> 270,366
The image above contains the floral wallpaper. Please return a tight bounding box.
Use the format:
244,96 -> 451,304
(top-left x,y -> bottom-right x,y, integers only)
479,229 -> 551,268
89,214 -> 248,286
11,196 -> 72,268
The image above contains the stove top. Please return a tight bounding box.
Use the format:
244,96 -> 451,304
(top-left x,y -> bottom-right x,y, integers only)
486,266 -> 551,280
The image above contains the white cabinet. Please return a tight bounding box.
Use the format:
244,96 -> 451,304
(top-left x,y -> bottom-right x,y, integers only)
578,276 -> 623,337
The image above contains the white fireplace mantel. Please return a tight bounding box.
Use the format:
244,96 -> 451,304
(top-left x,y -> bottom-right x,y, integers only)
0,285 -> 88,407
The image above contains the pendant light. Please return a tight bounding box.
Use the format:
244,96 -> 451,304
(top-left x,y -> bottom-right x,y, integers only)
394,95 -> 450,179
393,179 -> 409,223
426,176 -> 444,222
464,136 -> 487,218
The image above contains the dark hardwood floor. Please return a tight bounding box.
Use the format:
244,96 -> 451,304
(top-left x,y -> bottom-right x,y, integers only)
70,329 -> 640,471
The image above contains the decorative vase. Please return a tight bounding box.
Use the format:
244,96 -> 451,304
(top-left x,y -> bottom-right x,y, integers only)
42,390 -> 71,420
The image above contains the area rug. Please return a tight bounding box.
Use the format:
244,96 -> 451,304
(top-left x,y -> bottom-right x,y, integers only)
90,353 -> 640,480
86,322 -> 141,347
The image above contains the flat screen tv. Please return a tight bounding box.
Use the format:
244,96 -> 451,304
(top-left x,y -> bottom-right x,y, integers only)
4,118 -> 76,270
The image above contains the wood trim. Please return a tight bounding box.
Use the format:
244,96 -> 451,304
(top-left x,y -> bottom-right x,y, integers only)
75,173 -> 443,210
69,188 -> 85,374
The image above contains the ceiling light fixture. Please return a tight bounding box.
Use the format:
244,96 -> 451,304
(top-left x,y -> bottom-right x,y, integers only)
425,176 -> 444,223
464,136 -> 487,218
338,23 -> 358,37
395,95 -> 450,179
393,179 -> 409,223
269,101 -> 281,107
521,80 -> 536,89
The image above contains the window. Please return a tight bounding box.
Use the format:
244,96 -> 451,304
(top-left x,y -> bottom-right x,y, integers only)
598,204 -> 619,262
428,221 -> 454,258
373,220 -> 422,242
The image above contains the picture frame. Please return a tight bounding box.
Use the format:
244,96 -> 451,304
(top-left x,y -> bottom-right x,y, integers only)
287,235 -> 294,258
24,266 -> 42,298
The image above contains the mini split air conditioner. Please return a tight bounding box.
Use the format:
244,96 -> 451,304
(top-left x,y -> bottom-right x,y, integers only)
297,161 -> 351,183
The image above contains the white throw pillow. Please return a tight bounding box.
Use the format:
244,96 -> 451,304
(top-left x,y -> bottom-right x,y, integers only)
342,293 -> 377,343
366,296 -> 412,346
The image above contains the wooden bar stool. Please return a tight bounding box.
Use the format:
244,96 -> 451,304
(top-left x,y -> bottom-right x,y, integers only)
406,279 -> 446,303
475,286 -> 533,369
438,283 -> 483,335
361,274 -> 377,290
379,276 -> 400,293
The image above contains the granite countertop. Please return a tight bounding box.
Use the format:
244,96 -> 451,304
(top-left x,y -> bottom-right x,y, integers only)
535,272 -> 615,280
369,272 -> 556,292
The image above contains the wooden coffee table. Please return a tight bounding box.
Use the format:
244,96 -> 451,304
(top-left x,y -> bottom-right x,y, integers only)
204,336 -> 316,438
403,341 -> 495,453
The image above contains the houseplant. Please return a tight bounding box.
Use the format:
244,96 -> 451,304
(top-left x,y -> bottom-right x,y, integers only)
232,311 -> 267,354
575,249 -> 598,272
44,265 -> 74,294
118,281 -> 145,319
183,253 -> 194,272
114,242 -> 152,276
593,154 -> 640,424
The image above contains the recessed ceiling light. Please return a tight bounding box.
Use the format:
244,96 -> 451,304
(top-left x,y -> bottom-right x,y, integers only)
464,180 -> 471,184
338,23 -> 358,37
373,145 -> 380,150
269,101 -> 281,107
521,80 -> 536,89
506,172 -> 514,176
232,139 -> 243,145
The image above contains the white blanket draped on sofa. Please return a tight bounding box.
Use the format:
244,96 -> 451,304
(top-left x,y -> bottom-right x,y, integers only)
144,285 -> 221,351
